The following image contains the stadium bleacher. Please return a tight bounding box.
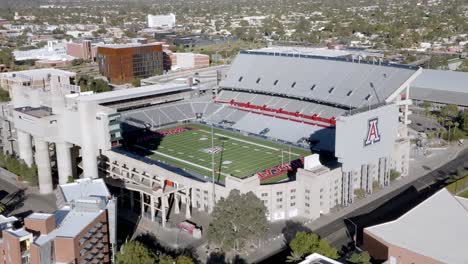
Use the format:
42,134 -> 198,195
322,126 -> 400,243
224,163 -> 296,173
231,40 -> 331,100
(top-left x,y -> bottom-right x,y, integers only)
119,50 -> 416,149
220,50 -> 416,109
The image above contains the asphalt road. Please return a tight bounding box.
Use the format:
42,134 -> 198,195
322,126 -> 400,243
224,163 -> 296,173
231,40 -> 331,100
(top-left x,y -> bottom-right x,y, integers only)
258,148 -> 468,263
0,176 -> 57,218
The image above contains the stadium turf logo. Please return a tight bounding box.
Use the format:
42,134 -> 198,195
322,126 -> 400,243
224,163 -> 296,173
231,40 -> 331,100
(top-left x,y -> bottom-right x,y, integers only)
364,118 -> 381,146
201,146 -> 224,154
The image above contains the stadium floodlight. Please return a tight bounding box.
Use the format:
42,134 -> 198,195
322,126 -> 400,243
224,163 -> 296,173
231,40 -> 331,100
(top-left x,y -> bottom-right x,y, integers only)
211,123 -> 216,208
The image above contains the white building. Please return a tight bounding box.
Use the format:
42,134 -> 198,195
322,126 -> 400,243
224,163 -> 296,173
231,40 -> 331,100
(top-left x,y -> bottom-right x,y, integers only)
13,40 -> 74,62
147,13 -> 176,29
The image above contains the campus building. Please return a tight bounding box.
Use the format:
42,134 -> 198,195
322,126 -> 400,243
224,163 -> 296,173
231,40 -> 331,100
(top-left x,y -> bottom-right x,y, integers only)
96,43 -> 164,84
363,189 -> 468,264
147,14 -> 176,29
165,50 -> 210,70
0,179 -> 116,264
66,40 -> 96,61
0,68 -> 76,92
0,48 -> 418,228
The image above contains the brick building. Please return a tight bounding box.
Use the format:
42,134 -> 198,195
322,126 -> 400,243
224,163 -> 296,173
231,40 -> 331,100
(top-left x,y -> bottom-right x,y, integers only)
0,179 -> 116,264
66,40 -> 96,61
363,189 -> 468,264
96,43 -> 164,84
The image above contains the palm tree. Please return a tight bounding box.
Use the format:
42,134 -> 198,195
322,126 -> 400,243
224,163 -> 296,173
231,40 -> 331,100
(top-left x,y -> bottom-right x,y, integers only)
0,202 -> 6,214
446,120 -> 453,141
286,251 -> 303,263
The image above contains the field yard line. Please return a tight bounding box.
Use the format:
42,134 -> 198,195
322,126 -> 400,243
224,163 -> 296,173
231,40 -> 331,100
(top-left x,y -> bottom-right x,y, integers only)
197,129 -> 280,151
134,145 -> 230,177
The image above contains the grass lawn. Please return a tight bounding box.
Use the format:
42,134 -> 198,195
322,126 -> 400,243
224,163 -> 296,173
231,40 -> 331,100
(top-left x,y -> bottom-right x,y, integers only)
458,189 -> 468,199
128,123 -> 310,183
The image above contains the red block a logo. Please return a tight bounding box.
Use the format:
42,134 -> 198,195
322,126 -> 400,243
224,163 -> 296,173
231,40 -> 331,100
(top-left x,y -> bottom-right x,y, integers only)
364,118 -> 381,146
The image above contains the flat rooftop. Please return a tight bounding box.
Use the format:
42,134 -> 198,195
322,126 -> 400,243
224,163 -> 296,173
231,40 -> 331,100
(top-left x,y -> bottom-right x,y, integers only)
97,42 -> 164,49
0,215 -> 18,226
0,68 -> 75,81
6,228 -> 31,238
15,106 -> 53,118
54,206 -> 103,238
253,46 -> 383,59
58,178 -> 110,204
76,83 -> 191,104
27,213 -> 53,220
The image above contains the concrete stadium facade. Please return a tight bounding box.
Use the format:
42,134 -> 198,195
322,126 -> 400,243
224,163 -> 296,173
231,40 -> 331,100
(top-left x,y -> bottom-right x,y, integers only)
0,52 -> 419,227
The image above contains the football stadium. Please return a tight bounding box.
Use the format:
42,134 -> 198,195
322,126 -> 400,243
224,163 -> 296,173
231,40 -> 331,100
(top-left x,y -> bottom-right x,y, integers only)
2,47 -> 420,225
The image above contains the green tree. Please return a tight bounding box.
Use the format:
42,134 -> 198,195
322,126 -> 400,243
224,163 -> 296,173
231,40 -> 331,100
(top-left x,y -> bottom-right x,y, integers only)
0,88 -> 10,102
461,111 -> 468,132
421,101 -> 432,116
80,76 -> 111,93
0,48 -> 14,66
159,256 -> 174,264
67,176 -> 74,183
289,232 -> 339,260
125,30 -> 137,38
71,58 -> 84,66
206,190 -> 269,252
175,256 -> 194,264
115,241 -> 156,264
286,250 -> 303,263
440,104 -> 459,120
132,78 -> 141,87
347,251 -> 372,264
0,202 -> 5,214
390,169 -> 401,181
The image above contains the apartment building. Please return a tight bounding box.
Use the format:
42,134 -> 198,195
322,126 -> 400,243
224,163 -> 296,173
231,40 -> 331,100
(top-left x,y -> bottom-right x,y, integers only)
0,179 -> 116,264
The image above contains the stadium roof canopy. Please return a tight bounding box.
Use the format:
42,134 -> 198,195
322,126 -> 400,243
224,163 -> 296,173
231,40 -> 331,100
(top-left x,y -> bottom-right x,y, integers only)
365,189 -> 468,264
410,69 -> 468,107
76,83 -> 191,104
220,50 -> 418,109
251,46 -> 384,59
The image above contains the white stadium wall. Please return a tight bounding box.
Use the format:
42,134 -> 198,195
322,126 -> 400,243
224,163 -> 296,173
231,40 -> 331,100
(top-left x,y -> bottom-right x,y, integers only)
335,103 -> 399,172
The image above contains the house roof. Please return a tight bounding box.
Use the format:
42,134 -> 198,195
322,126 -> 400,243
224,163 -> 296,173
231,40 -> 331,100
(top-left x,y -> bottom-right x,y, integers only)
365,189 -> 468,264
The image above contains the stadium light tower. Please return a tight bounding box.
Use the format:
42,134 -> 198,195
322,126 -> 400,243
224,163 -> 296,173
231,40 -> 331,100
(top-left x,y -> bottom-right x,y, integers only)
211,124 -> 216,208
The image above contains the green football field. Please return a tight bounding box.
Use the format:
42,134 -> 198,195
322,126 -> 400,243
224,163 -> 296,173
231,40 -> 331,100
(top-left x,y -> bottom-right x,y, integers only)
131,123 -> 310,183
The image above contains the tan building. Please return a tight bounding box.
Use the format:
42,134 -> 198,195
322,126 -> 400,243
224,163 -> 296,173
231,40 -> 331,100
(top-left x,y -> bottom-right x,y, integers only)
165,50 -> 210,70
0,179 -> 116,264
363,189 -> 468,264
